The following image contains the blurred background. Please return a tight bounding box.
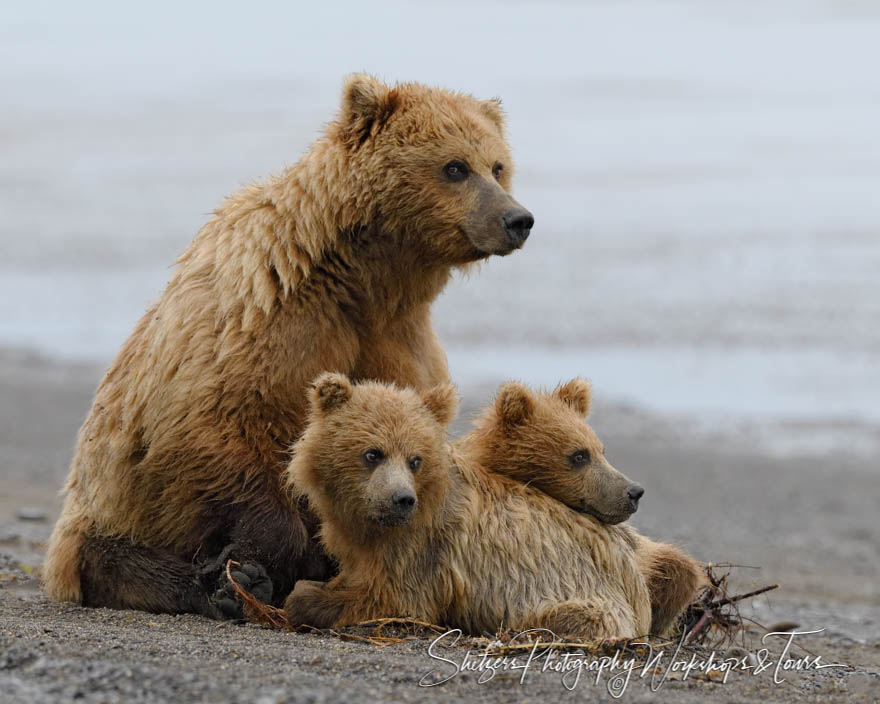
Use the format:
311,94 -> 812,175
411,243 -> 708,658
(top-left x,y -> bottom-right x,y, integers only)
3,0 -> 879,461
1,0 -> 879,661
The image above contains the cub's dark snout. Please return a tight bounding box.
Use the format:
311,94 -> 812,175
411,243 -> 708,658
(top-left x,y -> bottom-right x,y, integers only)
502,207 -> 534,247
392,489 -> 416,510
384,488 -> 417,524
627,484 -> 645,512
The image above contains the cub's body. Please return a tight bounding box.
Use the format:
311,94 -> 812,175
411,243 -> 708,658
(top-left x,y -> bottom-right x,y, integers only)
286,375 -> 651,639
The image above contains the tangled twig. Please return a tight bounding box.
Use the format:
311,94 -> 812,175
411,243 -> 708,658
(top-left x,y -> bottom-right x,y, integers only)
682,564 -> 778,648
707,583 -> 778,610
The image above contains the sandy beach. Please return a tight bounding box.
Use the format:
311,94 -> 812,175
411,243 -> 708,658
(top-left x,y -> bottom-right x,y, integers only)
1,348 -> 877,702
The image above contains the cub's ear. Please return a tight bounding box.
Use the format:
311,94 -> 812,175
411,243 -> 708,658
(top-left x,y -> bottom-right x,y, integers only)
338,73 -> 399,148
553,378 -> 592,417
310,372 -> 353,414
496,381 -> 534,427
421,383 -> 459,428
478,97 -> 506,132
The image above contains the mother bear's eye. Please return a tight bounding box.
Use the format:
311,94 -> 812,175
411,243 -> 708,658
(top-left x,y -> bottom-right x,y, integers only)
492,162 -> 504,181
408,456 -> 422,472
569,450 -> 590,468
443,160 -> 469,182
363,449 -> 385,467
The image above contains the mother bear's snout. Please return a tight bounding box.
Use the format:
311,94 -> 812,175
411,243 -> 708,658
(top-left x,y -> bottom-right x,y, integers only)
503,207 -> 534,247
627,484 -> 645,513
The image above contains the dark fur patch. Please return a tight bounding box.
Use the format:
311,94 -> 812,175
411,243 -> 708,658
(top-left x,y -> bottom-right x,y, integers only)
129,444 -> 149,465
79,535 -> 212,616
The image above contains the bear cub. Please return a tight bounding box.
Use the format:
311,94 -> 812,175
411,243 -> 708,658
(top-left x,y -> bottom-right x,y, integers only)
459,378 -> 706,636
285,373 -> 653,640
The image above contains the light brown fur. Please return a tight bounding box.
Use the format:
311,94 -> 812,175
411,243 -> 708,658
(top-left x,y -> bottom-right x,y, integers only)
460,379 -> 706,636
285,374 -> 651,640
44,74 -> 532,615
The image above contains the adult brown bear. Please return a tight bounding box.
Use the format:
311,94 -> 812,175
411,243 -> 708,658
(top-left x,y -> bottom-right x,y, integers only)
44,74 -> 533,618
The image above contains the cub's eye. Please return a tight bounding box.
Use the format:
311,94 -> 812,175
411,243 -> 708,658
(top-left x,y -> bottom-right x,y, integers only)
443,160 -> 469,182
408,456 -> 422,472
569,450 -> 590,468
363,449 -> 385,467
492,162 -> 504,181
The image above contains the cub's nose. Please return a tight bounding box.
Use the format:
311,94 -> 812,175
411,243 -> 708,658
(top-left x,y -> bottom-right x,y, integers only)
627,484 -> 645,512
391,489 -> 416,510
502,207 -> 534,247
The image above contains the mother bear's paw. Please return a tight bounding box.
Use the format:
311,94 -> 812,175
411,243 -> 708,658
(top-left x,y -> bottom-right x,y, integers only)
204,561 -> 274,620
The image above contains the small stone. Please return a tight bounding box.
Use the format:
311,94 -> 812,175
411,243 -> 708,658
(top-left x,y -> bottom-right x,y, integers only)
16,508 -> 47,522
724,646 -> 749,659
766,621 -> 800,633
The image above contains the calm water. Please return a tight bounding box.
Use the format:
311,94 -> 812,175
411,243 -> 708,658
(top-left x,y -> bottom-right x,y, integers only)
2,1 -> 879,455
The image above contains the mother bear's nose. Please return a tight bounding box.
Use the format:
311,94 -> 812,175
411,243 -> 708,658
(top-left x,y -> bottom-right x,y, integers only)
503,207 -> 534,247
627,484 -> 645,512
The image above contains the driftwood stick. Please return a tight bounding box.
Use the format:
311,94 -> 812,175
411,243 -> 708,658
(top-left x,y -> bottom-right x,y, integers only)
707,584 -> 778,610
687,610 -> 713,643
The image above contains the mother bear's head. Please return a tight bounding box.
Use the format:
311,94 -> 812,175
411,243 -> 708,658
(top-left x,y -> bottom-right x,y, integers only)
329,74 -> 534,263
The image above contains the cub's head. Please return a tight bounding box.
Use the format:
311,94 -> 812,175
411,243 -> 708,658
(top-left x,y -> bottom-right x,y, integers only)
288,373 -> 459,539
467,379 -> 644,525
331,73 -> 533,263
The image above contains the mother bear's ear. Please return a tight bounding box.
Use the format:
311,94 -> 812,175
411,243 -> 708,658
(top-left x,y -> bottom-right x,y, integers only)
338,73 -> 400,148
310,372 -> 353,414
478,97 -> 506,133
421,383 -> 459,429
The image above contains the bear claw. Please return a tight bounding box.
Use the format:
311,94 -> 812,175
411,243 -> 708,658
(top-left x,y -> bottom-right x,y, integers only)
205,560 -> 273,620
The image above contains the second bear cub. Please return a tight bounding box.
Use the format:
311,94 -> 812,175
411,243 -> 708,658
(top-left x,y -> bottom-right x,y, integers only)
285,373 -> 652,640
459,379 -> 705,636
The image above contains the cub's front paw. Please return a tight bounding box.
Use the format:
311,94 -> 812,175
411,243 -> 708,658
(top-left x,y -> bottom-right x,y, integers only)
284,580 -> 339,629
